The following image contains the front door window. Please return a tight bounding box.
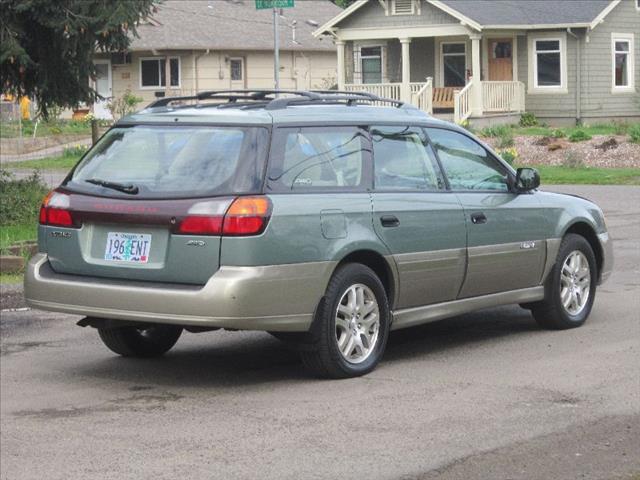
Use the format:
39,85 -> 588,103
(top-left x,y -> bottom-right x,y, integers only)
442,43 -> 466,87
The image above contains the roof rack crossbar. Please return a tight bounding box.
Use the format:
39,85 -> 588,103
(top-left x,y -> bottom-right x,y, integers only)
144,89 -> 416,111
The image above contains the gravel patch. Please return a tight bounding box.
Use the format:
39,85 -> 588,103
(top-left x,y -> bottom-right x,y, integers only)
484,135 -> 640,168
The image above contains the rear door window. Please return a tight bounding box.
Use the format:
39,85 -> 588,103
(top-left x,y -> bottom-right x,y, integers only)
266,126 -> 371,192
371,125 -> 445,191
67,125 -> 269,198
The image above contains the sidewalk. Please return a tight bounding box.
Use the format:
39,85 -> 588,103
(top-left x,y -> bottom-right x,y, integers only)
0,137 -> 92,163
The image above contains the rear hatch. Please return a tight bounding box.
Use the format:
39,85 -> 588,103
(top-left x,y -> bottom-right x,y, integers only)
41,124 -> 269,285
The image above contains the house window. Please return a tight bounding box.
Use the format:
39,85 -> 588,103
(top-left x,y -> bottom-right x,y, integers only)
140,57 -> 180,88
361,47 -> 383,84
612,34 -> 635,92
534,40 -> 561,86
392,0 -> 414,15
230,59 -> 244,81
528,33 -> 567,93
442,43 -> 466,87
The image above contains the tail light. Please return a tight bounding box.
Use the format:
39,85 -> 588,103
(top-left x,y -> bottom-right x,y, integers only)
177,196 -> 272,237
39,190 -> 78,228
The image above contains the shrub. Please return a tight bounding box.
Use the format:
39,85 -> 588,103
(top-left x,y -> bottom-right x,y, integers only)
561,151 -> 584,169
613,122 -> 629,135
629,123 -> 640,144
497,129 -> 515,148
480,124 -> 511,138
106,90 -> 144,120
0,169 -> 48,227
519,112 -> 538,127
63,144 -> 89,157
498,147 -> 518,166
568,129 -> 592,142
552,128 -> 566,138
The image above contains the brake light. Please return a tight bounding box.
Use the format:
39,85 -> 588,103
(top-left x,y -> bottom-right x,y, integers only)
39,191 -> 77,228
178,216 -> 224,235
176,196 -> 272,236
223,196 -> 272,236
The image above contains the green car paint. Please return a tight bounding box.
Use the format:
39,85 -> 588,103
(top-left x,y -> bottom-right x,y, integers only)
24,102 -> 613,331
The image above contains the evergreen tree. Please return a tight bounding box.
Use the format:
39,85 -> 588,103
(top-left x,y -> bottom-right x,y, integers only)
0,0 -> 156,117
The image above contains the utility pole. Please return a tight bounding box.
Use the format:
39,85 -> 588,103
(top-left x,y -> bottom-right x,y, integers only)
273,7 -> 280,90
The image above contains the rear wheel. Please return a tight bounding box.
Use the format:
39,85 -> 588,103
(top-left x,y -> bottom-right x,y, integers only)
300,263 -> 390,378
531,234 -> 597,329
98,324 -> 182,358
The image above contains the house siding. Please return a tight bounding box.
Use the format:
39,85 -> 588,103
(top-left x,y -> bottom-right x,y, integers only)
580,0 -> 640,120
517,32 -> 579,119
106,50 -> 337,105
339,1 -> 457,29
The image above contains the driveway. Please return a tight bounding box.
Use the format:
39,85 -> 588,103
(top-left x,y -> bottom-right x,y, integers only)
1,185 -> 639,480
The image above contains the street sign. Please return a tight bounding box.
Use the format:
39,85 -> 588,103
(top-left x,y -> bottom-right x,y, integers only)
255,0 -> 294,9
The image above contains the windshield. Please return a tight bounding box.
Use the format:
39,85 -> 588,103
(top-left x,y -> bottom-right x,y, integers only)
67,125 -> 269,198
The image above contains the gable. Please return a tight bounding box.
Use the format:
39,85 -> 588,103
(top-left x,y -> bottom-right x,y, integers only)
336,1 -> 458,29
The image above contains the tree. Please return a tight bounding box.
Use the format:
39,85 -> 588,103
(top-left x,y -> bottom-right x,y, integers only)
0,0 -> 156,117
332,0 -> 357,7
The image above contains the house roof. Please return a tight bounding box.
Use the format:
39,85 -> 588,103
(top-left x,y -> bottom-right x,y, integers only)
314,0 -> 618,35
438,0 -> 614,28
130,0 -> 341,52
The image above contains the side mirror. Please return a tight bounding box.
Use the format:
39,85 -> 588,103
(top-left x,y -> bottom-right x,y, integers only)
515,167 -> 540,192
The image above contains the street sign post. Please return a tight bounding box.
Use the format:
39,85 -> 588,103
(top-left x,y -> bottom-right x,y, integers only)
256,0 -> 294,89
255,0 -> 294,9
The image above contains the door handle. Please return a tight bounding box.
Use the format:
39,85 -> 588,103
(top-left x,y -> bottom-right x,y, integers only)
470,212 -> 487,225
380,215 -> 400,228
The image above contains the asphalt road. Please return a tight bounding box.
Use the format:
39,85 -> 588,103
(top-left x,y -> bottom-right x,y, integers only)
1,185 -> 639,480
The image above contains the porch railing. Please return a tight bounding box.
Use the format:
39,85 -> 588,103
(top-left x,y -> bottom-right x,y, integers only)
482,81 -> 525,113
453,82 -> 473,124
344,83 -> 401,104
410,77 -> 433,113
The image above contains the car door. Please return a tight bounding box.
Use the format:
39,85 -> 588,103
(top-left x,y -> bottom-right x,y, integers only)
426,127 -> 548,298
370,125 -> 467,309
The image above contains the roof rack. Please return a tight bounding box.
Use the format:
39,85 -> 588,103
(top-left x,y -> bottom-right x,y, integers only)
144,89 -> 415,111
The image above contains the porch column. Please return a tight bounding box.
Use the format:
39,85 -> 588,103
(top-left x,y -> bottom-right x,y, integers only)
469,34 -> 483,117
336,40 -> 346,90
400,37 -> 412,103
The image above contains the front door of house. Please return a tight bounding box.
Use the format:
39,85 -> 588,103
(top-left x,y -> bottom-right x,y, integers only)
93,60 -> 112,119
488,39 -> 513,81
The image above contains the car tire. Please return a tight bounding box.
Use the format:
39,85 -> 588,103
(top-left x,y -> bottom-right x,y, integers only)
300,263 -> 390,379
98,324 -> 183,358
531,234 -> 597,330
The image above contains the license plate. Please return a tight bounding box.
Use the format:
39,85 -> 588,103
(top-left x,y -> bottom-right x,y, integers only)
104,232 -> 152,263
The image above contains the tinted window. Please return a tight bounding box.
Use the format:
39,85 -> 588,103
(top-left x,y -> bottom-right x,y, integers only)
372,126 -> 444,191
68,126 -> 268,198
267,127 -> 369,191
426,128 -> 509,191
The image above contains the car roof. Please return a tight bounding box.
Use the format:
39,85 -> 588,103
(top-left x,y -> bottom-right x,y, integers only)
119,103 -> 455,129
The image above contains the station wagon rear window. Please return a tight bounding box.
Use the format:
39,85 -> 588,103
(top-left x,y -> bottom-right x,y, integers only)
67,125 -> 268,199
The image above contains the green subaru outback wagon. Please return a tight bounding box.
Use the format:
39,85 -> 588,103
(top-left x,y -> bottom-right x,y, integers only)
25,90 -> 613,378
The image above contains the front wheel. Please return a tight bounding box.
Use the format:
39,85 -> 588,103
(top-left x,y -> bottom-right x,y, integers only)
531,234 -> 597,329
98,324 -> 182,358
300,263 -> 390,378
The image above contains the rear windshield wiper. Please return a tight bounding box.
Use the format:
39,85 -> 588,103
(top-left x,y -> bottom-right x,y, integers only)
85,178 -> 139,195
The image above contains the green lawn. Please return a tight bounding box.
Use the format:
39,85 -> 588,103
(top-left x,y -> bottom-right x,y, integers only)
0,223 -> 38,251
0,273 -> 24,285
11,152 -> 82,171
479,122 -> 639,139
0,119 -> 91,138
531,165 -> 640,185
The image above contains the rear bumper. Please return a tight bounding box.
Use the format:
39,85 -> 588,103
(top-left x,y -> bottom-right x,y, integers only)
24,254 -> 335,332
598,232 -> 613,284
